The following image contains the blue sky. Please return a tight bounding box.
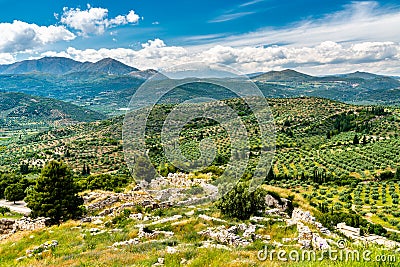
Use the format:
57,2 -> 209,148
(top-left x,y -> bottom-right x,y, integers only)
0,0 -> 400,74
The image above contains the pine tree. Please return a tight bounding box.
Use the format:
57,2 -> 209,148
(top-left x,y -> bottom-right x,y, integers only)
25,161 -> 83,224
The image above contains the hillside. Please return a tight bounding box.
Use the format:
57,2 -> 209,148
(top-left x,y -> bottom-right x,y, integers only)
1,97 -> 399,179
0,92 -> 106,128
1,97 -> 400,266
252,69 -> 316,82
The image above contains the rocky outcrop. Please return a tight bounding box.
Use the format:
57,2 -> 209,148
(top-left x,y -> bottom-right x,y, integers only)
291,208 -> 330,235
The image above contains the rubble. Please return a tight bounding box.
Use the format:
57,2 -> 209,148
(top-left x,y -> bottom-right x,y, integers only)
112,238 -> 140,247
138,226 -> 174,239
25,240 -> 58,257
336,222 -> 400,249
198,224 -> 262,247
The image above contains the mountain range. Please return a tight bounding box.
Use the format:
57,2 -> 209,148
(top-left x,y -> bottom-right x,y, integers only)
0,57 -> 160,78
0,57 -> 400,117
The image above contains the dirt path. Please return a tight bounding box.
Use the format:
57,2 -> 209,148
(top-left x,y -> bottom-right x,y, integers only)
0,199 -> 30,215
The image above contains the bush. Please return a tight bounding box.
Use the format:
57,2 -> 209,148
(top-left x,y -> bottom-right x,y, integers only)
217,182 -> 266,220
0,206 -> 10,215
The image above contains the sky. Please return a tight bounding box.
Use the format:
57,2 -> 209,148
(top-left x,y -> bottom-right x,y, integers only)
0,0 -> 400,75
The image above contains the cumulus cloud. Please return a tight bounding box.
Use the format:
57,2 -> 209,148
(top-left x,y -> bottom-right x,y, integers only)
60,5 -> 140,36
0,20 -> 75,53
37,39 -> 400,75
0,53 -> 15,64
5,1 -> 400,75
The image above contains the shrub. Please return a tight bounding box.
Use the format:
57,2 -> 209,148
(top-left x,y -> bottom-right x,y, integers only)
217,182 -> 266,220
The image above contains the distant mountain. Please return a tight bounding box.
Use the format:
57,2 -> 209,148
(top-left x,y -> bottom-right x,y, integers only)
0,57 -> 82,75
337,71 -> 383,80
252,69 -> 316,82
71,58 -> 139,75
246,72 -> 266,78
0,57 -> 147,76
128,69 -> 168,80
0,92 -> 106,124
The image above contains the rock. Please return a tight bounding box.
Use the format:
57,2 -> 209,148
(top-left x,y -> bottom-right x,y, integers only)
265,194 -> 291,212
0,217 -> 49,237
185,210 -> 195,216
292,208 -> 331,236
198,225 -> 253,247
153,257 -> 165,266
166,246 -> 177,254
81,217 -> 92,223
92,219 -> 103,225
112,238 -> 140,247
25,240 -> 58,256
16,256 -> 27,262
198,214 -> 227,223
130,213 -> 144,220
312,234 -> 330,250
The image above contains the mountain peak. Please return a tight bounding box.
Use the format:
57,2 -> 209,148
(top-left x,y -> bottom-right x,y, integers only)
252,69 -> 314,82
74,58 -> 139,75
0,57 -> 139,76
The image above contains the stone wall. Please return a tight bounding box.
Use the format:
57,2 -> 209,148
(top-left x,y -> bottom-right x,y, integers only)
0,217 -> 49,237
0,219 -> 15,235
85,191 -> 157,212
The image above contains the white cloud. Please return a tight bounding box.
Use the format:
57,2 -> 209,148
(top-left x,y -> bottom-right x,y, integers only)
209,11 -> 255,23
239,0 -> 265,7
0,20 -> 75,53
6,1 -> 400,75
60,6 -> 140,36
37,39 -> 400,75
198,1 -> 400,48
0,53 -> 15,64
126,10 -> 140,23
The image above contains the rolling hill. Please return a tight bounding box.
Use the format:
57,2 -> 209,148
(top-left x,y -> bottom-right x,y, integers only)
0,92 -> 106,126
252,69 -> 316,82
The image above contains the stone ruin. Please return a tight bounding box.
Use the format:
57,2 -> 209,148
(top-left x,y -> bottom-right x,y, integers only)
0,217 -> 49,239
291,208 -> 331,250
84,191 -> 158,212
